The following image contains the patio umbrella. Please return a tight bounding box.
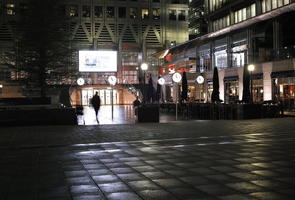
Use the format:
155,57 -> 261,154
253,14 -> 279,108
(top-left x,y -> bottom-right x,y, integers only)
181,71 -> 188,102
147,75 -> 154,103
242,64 -> 251,103
156,76 -> 161,102
211,67 -> 221,103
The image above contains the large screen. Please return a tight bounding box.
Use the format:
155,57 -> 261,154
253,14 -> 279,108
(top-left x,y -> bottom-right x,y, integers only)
79,50 -> 117,72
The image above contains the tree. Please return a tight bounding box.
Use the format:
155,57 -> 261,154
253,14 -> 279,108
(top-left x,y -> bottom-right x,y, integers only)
211,67 -> 221,103
242,64 -> 251,103
4,0 -> 71,97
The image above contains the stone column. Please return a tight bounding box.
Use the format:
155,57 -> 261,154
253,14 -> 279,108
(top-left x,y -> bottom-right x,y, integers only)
262,63 -> 273,101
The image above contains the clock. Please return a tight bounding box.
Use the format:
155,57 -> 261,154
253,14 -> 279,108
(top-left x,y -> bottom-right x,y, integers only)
158,77 -> 165,85
77,78 -> 85,86
172,72 -> 182,83
108,76 -> 117,85
196,75 -> 204,84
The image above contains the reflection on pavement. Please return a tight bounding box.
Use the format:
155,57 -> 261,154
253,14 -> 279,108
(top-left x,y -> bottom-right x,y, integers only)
77,105 -> 136,125
77,105 -> 182,125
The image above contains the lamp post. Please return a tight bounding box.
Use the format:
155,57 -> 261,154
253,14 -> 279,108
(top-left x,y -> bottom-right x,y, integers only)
248,64 -> 255,103
140,63 -> 148,103
172,72 -> 182,120
108,76 -> 117,120
196,75 -> 205,102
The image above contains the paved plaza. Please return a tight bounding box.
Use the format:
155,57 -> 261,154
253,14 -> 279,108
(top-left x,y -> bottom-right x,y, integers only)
0,118 -> 295,200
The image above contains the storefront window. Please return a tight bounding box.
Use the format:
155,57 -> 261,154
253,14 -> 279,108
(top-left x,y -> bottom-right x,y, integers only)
106,7 -> 115,18
169,9 -> 177,20
152,8 -> 160,20
5,3 -> 16,15
273,77 -> 295,110
94,6 -> 103,18
69,5 -> 78,17
82,5 -> 91,18
215,50 -> 227,69
141,8 -> 149,20
130,8 -> 138,19
224,80 -> 239,104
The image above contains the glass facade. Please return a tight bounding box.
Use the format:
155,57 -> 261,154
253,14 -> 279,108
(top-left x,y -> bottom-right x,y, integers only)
262,0 -> 290,13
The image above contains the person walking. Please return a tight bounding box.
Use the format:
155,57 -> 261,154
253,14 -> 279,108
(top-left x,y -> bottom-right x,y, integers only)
133,96 -> 141,116
91,92 -> 101,123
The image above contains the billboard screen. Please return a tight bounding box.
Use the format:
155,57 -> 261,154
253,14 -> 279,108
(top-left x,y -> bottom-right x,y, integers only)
79,50 -> 117,72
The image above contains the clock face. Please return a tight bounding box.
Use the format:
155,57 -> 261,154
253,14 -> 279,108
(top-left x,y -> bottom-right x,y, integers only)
196,75 -> 204,84
158,78 -> 165,85
172,72 -> 182,83
77,78 -> 85,86
108,76 -> 117,85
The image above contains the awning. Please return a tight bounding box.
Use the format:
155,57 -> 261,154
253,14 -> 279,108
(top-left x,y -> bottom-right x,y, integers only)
224,76 -> 239,81
271,70 -> 295,78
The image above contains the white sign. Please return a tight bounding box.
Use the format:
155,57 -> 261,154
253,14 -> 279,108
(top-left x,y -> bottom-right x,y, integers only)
172,72 -> 182,83
77,78 -> 85,86
196,75 -> 204,84
79,50 -> 117,72
108,76 -> 117,85
158,78 -> 165,85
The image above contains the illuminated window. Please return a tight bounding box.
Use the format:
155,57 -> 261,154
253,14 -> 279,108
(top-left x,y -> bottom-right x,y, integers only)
262,0 -> 290,13
82,5 -> 91,18
5,3 -> 16,15
141,8 -> 149,20
106,7 -> 115,18
169,9 -> 176,20
130,8 -> 137,19
118,7 -> 126,18
94,6 -> 103,18
152,8 -> 160,20
69,5 -> 78,17
178,10 -> 186,21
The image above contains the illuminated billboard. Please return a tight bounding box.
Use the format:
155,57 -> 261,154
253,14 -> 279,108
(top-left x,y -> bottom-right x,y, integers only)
79,51 -> 117,72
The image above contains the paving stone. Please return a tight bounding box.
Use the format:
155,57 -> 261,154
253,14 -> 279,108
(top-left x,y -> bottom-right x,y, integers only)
139,189 -> 177,200
98,182 -> 130,193
128,180 -> 160,190
107,192 -> 141,200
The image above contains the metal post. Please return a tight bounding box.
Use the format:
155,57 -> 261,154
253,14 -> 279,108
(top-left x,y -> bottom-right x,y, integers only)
111,86 -> 114,120
143,71 -> 146,103
250,71 -> 253,103
176,83 -> 178,120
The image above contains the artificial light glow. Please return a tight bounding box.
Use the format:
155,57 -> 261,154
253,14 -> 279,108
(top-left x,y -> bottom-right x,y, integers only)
160,49 -> 169,58
108,76 -> 117,85
0,84 -> 3,88
140,63 -> 148,71
196,75 -> 204,84
172,72 -> 182,83
77,78 -> 85,86
158,77 -> 165,85
248,64 -> 255,72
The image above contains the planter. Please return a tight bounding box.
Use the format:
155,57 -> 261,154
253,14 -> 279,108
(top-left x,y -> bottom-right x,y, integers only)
138,104 -> 159,122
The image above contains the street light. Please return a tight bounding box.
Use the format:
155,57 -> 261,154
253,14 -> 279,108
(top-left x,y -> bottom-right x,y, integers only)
140,63 -> 148,103
196,75 -> 205,102
248,64 -> 255,103
172,72 -> 182,120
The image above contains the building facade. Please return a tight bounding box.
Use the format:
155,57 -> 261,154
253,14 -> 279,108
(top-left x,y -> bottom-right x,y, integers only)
158,0 -> 295,110
0,0 -> 189,105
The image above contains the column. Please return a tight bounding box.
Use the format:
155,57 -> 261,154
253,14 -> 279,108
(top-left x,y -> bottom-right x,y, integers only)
226,35 -> 232,68
273,19 -> 281,60
247,28 -> 253,64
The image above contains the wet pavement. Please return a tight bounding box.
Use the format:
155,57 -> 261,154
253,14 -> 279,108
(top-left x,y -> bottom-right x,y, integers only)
77,105 -> 178,125
0,118 -> 295,200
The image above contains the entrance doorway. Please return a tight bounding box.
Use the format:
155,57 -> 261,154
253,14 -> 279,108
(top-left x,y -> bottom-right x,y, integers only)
82,88 -> 119,106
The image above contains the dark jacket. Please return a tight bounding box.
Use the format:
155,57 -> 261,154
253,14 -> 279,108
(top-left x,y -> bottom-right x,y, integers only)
91,95 -> 101,109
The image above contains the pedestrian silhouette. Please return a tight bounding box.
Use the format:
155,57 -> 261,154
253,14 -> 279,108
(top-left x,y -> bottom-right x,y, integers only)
133,96 -> 141,116
91,92 -> 101,123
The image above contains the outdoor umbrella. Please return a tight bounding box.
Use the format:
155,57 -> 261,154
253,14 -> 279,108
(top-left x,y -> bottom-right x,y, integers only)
211,67 -> 221,103
181,71 -> 188,102
156,76 -> 161,102
242,64 -> 251,103
147,75 -> 154,103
